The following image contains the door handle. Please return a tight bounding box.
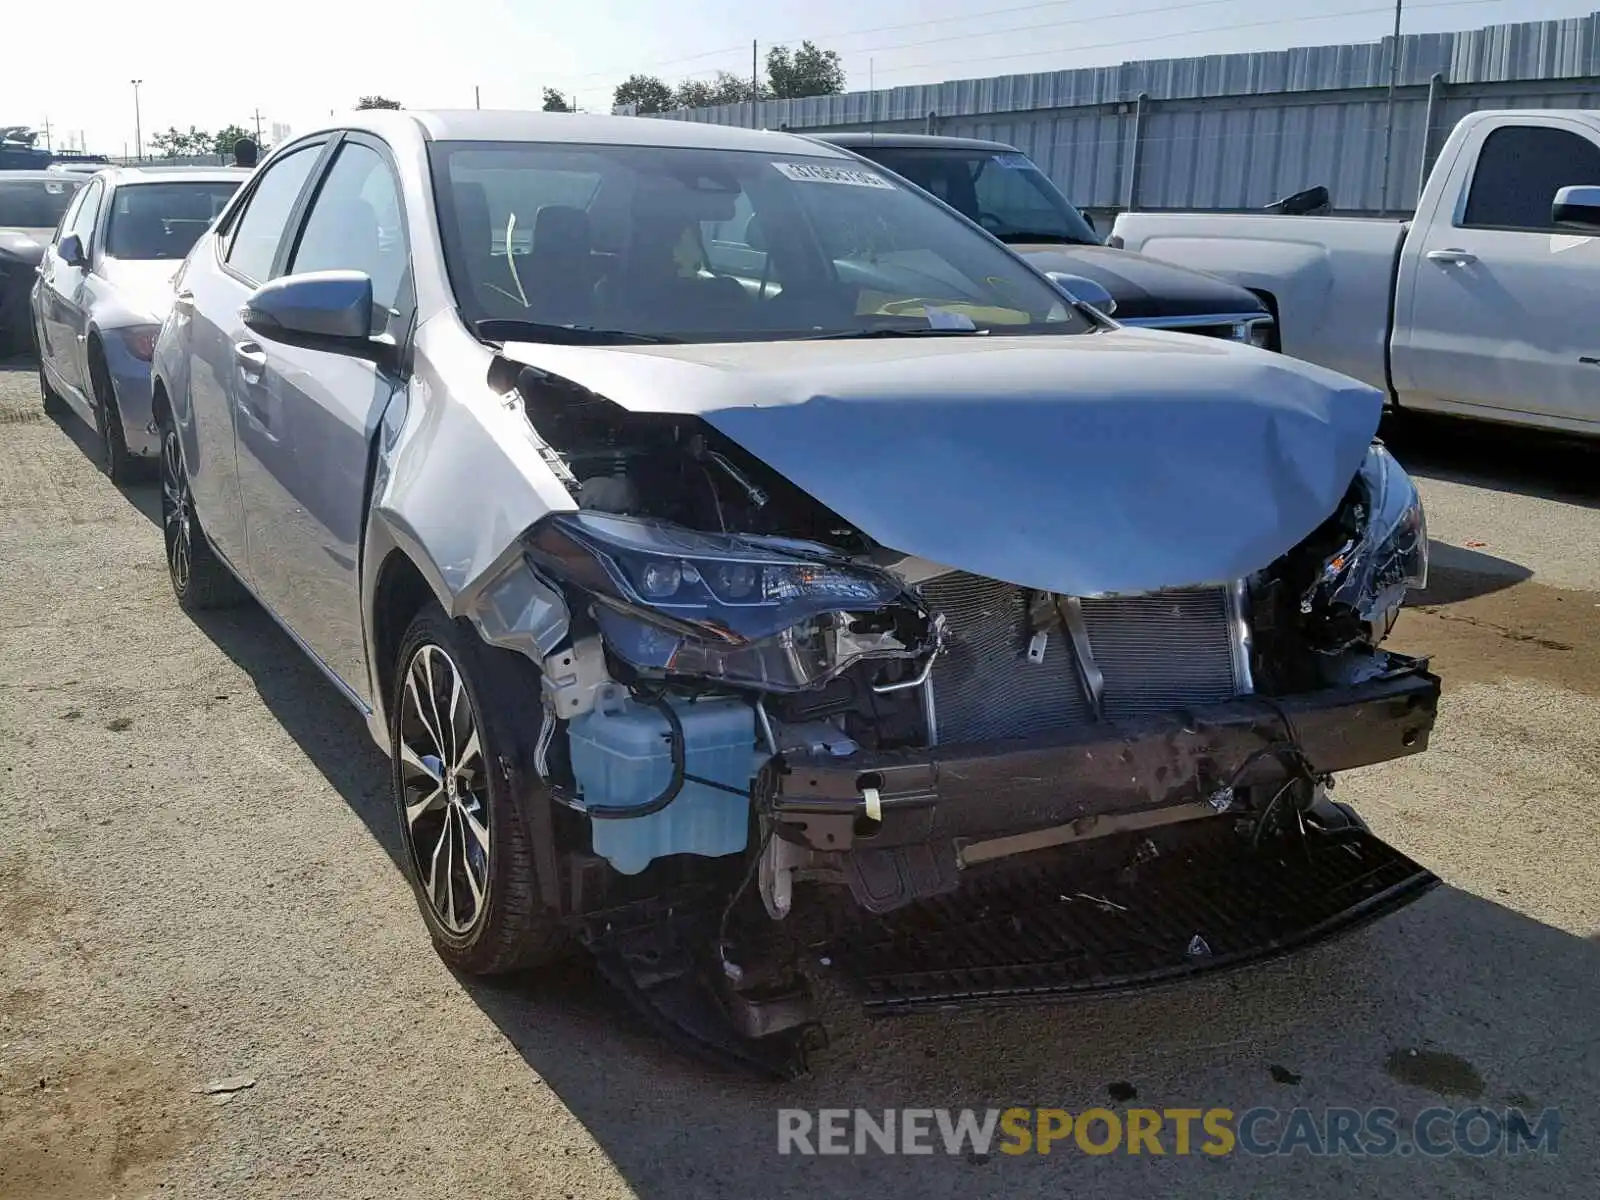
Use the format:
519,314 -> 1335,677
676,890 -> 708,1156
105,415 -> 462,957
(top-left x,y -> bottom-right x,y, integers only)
1425,248 -> 1477,266
172,290 -> 194,310
233,340 -> 267,385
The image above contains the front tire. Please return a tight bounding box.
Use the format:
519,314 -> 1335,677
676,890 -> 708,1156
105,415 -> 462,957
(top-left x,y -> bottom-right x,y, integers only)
391,603 -> 566,975
158,411 -> 244,611
88,344 -> 140,483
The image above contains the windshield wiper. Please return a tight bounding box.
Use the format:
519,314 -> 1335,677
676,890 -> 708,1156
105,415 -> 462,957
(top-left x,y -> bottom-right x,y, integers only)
474,319 -> 682,346
800,326 -> 991,341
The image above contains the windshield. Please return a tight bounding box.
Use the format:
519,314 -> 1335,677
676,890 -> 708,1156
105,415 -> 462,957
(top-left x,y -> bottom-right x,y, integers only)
430,141 -> 1085,342
862,148 -> 1100,246
105,181 -> 241,259
0,177 -> 83,229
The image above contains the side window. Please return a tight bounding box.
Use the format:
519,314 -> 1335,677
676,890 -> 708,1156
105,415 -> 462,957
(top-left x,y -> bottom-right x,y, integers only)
67,179 -> 103,248
53,185 -> 88,244
1463,126 -> 1600,231
226,144 -> 321,282
289,142 -> 408,314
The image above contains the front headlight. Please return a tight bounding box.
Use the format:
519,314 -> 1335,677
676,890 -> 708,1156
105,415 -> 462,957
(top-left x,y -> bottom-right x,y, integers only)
525,512 -> 930,690
1302,443 -> 1428,649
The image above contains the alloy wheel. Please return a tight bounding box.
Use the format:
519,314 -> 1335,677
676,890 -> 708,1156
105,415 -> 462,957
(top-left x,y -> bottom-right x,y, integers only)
397,644 -> 491,934
160,427 -> 192,594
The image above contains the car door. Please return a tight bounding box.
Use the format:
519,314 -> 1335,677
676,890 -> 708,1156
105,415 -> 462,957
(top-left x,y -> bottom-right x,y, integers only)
184,141 -> 326,571
1392,119 -> 1600,428
234,134 -> 412,701
39,177 -> 103,401
35,181 -> 88,376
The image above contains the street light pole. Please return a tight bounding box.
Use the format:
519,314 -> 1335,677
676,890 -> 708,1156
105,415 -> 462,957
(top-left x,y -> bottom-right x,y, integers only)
1377,0 -> 1403,215
131,79 -> 144,161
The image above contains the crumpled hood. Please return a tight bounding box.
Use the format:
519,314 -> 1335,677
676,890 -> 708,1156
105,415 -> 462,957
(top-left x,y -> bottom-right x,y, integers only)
499,329 -> 1383,596
98,257 -> 184,322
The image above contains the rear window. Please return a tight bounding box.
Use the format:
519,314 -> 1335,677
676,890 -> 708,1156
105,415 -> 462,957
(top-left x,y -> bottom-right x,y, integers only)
0,177 -> 83,229
105,181 -> 243,259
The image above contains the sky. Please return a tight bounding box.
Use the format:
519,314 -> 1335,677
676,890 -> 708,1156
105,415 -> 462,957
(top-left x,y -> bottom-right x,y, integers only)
3,0 -> 1595,156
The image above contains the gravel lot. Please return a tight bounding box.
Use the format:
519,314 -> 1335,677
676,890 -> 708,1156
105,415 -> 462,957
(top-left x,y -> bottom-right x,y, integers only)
1,355 -> 1596,1199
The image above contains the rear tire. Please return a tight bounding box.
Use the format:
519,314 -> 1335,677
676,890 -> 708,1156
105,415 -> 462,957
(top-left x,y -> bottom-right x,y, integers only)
391,602 -> 566,975
158,410 -> 245,611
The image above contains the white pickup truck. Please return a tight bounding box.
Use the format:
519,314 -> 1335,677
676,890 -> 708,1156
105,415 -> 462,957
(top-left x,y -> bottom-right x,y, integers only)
1112,110 -> 1600,436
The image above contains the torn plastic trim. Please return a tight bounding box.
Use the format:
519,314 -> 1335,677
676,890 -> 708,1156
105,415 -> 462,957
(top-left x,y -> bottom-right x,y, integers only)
465,543 -> 571,662
1300,443 -> 1428,653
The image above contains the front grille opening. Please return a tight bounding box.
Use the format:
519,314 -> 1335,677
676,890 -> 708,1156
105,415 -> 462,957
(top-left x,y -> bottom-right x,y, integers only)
919,573 -> 1240,744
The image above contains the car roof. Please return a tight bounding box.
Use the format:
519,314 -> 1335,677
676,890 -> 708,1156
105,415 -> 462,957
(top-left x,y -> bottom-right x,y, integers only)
0,170 -> 85,183
98,166 -> 253,185
310,108 -> 856,157
815,131 -> 1023,155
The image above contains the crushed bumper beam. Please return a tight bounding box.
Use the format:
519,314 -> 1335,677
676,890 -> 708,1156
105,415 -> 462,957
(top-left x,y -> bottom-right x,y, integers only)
770,664 -> 1440,852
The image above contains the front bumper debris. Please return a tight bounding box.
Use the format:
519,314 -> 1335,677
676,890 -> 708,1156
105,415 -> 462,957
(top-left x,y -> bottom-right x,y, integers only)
826,816 -> 1437,1015
582,663 -> 1440,1078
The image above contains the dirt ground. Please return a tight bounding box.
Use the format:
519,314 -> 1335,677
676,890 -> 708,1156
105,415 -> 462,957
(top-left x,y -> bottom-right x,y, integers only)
1,357 -> 1596,1199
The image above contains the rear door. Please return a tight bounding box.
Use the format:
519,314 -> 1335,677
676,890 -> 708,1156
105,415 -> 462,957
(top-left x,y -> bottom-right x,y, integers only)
184,141 -> 326,570
1392,117 -> 1600,429
233,134 -> 412,700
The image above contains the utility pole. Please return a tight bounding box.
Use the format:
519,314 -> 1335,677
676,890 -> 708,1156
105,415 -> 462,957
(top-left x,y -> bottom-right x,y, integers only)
131,79 -> 143,160
475,85 -> 481,110
252,108 -> 264,146
752,39 -> 758,102
42,117 -> 51,151
1377,0 -> 1403,215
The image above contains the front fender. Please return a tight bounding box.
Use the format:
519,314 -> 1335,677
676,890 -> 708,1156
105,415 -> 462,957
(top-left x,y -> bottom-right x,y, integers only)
358,317 -> 578,743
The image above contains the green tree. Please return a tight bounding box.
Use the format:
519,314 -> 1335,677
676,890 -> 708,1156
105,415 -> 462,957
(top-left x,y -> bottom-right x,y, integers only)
356,95 -> 402,110
212,124 -> 252,156
542,88 -> 573,112
613,74 -> 675,114
673,71 -> 763,110
151,125 -> 213,157
766,41 -> 846,99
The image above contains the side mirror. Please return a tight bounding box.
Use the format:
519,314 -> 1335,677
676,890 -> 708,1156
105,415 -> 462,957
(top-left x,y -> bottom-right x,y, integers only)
58,232 -> 89,269
1552,184 -> 1600,233
243,270 -> 381,354
1046,271 -> 1117,317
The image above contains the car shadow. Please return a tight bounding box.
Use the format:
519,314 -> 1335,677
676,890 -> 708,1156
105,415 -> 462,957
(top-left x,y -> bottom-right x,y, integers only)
1380,409 -> 1599,511
1407,539 -> 1532,606
181,597 -> 1600,1197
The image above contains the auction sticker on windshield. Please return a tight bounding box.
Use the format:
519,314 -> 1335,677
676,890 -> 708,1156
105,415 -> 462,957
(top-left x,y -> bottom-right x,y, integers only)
772,162 -> 896,189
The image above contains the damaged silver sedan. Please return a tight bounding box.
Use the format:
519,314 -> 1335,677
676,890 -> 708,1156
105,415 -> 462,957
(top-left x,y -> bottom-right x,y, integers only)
150,110 -> 1439,1075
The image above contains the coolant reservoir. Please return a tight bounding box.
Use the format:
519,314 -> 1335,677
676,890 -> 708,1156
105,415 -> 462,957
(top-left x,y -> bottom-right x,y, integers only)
568,693 -> 757,875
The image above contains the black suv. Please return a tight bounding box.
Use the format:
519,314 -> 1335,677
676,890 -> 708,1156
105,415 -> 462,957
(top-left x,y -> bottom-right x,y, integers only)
815,132 -> 1274,347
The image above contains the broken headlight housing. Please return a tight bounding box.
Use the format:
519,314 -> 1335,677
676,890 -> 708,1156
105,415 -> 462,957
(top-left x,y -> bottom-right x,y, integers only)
1301,442 -> 1428,651
525,512 -> 928,690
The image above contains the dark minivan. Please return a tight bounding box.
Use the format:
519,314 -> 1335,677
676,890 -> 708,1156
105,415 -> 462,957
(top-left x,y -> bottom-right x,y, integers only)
815,132 -> 1275,347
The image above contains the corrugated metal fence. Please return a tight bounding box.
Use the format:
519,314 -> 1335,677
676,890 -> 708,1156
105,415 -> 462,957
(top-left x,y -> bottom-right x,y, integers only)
631,11 -> 1600,215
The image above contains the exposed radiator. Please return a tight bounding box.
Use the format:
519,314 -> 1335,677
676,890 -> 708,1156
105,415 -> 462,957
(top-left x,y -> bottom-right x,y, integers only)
918,573 -> 1243,745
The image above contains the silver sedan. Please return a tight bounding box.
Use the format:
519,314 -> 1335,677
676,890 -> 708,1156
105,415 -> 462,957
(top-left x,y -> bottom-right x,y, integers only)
33,166 -> 246,479
150,110 -> 1436,1074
